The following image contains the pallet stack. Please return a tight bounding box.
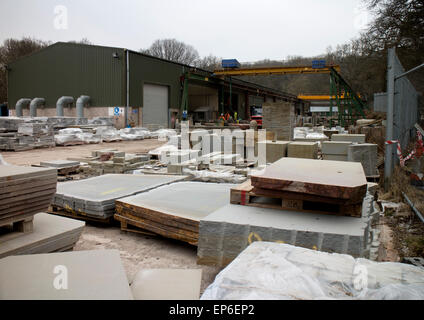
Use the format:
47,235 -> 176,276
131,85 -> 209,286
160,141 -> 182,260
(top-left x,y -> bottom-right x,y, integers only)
0,118 -> 54,151
231,157 -> 368,217
1,165 -> 57,229
115,182 -> 235,244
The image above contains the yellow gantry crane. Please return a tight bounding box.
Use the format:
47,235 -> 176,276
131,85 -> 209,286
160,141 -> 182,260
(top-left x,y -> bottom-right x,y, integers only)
213,61 -> 366,126
213,65 -> 341,76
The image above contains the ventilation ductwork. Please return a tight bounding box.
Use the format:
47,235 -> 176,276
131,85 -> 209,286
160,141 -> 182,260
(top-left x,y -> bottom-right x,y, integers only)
56,96 -> 74,116
29,98 -> 45,117
15,98 -> 31,117
76,95 -> 90,119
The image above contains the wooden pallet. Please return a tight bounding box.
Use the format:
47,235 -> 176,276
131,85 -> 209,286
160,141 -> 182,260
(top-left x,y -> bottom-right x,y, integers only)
0,215 -> 33,243
230,180 -> 362,217
114,208 -> 198,245
47,205 -> 113,224
114,213 -> 158,236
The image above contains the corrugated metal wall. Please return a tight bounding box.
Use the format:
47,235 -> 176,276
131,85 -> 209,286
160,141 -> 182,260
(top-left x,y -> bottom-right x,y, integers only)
128,52 -> 184,110
8,42 -> 125,108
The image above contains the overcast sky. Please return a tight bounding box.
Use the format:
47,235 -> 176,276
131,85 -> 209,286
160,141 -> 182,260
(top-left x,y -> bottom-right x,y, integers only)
0,0 -> 372,62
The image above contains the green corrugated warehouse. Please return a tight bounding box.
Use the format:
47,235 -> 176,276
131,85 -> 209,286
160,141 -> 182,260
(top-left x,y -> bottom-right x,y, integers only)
7,42 -> 304,128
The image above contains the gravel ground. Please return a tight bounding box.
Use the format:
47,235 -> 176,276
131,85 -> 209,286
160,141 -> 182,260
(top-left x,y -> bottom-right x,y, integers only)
74,223 -> 222,295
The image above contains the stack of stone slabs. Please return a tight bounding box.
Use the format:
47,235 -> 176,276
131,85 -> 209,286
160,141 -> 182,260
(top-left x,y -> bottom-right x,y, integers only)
197,199 -> 373,267
0,165 -> 57,227
51,174 -> 187,219
115,182 -> 236,244
250,157 -> 367,204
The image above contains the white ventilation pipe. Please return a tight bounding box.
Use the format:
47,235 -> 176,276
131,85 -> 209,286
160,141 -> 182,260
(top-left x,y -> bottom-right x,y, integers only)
56,96 -> 74,116
15,98 -> 31,117
29,98 -> 45,117
76,95 -> 90,119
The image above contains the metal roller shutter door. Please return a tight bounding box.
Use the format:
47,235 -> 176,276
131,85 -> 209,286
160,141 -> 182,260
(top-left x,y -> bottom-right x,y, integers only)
143,84 -> 168,128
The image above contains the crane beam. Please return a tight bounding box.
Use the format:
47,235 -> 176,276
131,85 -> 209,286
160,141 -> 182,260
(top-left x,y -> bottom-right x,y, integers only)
213,65 -> 341,76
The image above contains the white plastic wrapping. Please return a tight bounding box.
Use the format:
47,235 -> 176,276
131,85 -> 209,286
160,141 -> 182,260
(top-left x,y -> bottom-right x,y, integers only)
201,242 -> 424,300
182,168 -> 247,184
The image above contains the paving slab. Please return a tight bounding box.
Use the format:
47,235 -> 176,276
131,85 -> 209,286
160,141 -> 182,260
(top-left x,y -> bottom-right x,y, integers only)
197,201 -> 372,266
251,158 -> 367,202
40,160 -> 80,168
0,213 -> 84,258
0,165 -> 56,182
131,269 -> 202,300
332,134 -> 366,143
0,249 -> 133,299
0,165 -> 57,225
52,174 -> 187,218
116,182 -> 236,244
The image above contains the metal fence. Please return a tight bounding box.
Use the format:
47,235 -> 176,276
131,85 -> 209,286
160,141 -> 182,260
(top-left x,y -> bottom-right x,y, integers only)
373,92 -> 387,113
384,48 -> 420,186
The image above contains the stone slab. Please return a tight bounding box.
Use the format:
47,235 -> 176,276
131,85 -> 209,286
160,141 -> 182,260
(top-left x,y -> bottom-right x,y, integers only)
52,174 -> 187,218
131,269 -> 202,300
251,158 -> 367,201
0,213 -> 84,258
0,249 -> 133,299
197,201 -> 372,266
116,182 -> 236,244
118,182 -> 235,222
0,165 -> 57,182
332,134 -> 366,143
40,160 -> 80,168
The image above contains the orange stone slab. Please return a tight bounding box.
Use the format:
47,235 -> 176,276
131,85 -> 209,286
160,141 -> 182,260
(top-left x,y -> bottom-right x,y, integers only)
251,158 -> 367,202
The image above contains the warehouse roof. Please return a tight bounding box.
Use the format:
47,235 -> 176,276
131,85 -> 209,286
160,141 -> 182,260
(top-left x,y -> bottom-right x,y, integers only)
9,42 -> 302,103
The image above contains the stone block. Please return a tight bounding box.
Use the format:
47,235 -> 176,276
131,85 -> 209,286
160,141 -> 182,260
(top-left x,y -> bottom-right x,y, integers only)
287,142 -> 318,159
322,141 -> 352,155
322,154 -> 348,161
348,143 -> 378,176
258,140 -> 290,163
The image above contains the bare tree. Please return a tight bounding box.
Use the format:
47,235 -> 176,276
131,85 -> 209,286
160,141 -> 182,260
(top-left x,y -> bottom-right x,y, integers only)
0,37 -> 49,104
196,54 -> 221,71
141,39 -> 199,65
68,38 -> 92,45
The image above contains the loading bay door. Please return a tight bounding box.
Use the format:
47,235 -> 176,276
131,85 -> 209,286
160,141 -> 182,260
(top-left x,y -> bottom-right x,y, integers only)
143,83 -> 169,128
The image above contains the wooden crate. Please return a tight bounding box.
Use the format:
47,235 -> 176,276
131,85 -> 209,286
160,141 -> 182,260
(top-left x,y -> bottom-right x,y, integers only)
230,180 -> 362,217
